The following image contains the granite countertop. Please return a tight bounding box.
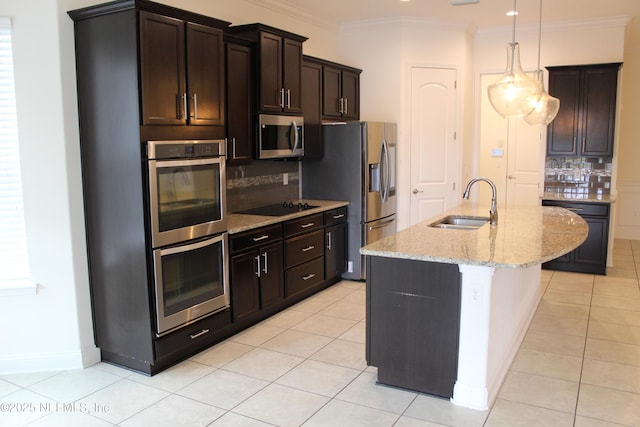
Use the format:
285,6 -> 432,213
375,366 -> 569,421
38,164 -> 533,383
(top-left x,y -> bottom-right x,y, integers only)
227,199 -> 349,234
541,192 -> 615,203
360,204 -> 588,269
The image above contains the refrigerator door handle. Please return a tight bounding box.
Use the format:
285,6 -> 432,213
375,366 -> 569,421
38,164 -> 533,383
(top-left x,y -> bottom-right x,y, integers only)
383,137 -> 391,203
368,217 -> 396,231
380,138 -> 390,203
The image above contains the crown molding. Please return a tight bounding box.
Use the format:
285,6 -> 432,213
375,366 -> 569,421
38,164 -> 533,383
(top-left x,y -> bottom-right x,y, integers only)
341,16 -> 475,35
476,15 -> 632,36
242,0 -> 338,30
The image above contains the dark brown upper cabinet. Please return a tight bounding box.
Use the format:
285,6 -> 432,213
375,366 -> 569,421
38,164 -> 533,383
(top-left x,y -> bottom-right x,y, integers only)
140,10 -> 225,126
225,36 -> 253,164
227,24 -> 307,114
546,63 -> 621,157
323,64 -> 361,120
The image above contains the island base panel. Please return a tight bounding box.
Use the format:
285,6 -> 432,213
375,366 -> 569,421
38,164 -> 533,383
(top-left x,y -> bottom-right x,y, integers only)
366,256 -> 461,397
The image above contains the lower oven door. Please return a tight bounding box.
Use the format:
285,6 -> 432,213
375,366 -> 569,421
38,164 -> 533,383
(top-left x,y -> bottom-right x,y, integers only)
153,233 -> 229,336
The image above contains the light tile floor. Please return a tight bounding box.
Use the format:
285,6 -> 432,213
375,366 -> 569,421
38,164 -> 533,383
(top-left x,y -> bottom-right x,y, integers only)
1,239 -> 639,426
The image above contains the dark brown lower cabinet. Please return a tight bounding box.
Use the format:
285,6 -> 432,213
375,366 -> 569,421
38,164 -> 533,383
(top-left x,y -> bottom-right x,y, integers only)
366,256 -> 461,398
230,225 -> 284,322
542,200 -> 610,275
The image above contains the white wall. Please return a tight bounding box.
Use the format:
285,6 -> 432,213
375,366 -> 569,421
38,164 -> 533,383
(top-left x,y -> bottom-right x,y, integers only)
0,0 -> 99,373
339,19 -> 474,230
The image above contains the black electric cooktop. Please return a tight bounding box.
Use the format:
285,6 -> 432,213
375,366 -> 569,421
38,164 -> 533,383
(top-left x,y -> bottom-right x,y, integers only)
237,202 -> 319,217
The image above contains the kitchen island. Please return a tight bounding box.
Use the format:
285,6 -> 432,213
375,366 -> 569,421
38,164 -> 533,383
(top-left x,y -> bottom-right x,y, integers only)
360,204 -> 588,410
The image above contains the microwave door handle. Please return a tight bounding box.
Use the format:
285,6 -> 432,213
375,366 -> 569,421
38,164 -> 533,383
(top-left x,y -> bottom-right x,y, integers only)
291,120 -> 300,154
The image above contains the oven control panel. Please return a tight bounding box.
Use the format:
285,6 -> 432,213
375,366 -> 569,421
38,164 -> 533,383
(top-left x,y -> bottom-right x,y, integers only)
147,140 -> 225,160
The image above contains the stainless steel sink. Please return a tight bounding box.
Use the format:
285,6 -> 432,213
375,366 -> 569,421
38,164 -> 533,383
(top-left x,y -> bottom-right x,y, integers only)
428,215 -> 490,230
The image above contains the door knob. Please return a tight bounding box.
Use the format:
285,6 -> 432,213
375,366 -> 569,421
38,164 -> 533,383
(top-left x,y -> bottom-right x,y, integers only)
508,175 -> 516,180
412,189 -> 423,194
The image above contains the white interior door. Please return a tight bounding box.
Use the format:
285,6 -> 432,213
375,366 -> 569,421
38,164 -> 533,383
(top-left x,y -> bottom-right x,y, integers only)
409,67 -> 458,226
479,74 -> 542,209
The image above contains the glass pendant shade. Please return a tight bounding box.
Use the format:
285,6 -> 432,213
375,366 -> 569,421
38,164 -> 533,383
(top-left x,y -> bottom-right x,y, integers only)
487,42 -> 542,119
524,70 -> 560,126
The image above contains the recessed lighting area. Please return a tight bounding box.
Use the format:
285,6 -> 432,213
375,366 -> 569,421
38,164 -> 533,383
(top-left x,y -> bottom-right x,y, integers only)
506,10 -> 519,16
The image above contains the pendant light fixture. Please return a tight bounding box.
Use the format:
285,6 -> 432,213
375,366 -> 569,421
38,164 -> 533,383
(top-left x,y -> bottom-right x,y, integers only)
487,0 -> 542,119
524,0 -> 560,125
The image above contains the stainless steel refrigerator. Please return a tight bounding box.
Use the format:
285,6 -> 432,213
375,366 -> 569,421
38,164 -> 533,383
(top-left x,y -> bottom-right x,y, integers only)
302,121 -> 397,280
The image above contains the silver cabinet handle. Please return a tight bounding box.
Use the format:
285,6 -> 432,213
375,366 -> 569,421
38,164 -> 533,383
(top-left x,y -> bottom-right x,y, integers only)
302,273 -> 316,281
300,223 -> 314,229
190,329 -> 210,339
339,97 -> 344,114
302,245 -> 315,252
262,252 -> 268,274
412,189 -> 423,194
280,88 -> 285,108
255,255 -> 261,278
566,207 -> 584,212
232,137 -> 237,159
182,93 -> 187,120
253,235 -> 270,242
344,98 -> 348,115
286,89 -> 291,109
332,213 -> 345,219
327,231 -> 332,250
192,93 -> 198,120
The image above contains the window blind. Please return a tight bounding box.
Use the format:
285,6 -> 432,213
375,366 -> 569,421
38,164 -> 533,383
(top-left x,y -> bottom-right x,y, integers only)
0,17 -> 31,289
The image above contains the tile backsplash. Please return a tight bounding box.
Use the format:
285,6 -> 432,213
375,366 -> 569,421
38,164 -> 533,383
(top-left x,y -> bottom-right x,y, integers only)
544,156 -> 612,196
226,161 -> 300,212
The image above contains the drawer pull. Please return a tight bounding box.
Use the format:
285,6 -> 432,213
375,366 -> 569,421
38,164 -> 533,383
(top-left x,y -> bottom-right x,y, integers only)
566,208 -> 584,212
253,235 -> 270,242
190,329 -> 210,340
302,273 -> 316,281
327,231 -> 332,250
332,214 -> 345,219
300,222 -> 315,228
301,245 -> 315,252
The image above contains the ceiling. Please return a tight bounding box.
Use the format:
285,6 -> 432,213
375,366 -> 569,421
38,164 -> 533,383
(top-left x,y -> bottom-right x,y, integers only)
265,0 -> 640,30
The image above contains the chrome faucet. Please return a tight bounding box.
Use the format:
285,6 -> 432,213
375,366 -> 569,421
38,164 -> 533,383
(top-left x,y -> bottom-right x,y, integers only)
463,177 -> 498,225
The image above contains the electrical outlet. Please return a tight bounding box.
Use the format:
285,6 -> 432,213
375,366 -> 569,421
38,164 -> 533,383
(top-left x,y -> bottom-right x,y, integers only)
283,173 -> 288,186
347,261 -> 353,273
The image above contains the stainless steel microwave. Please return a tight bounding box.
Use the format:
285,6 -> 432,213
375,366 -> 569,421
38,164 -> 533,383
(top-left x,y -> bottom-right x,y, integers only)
257,114 -> 304,159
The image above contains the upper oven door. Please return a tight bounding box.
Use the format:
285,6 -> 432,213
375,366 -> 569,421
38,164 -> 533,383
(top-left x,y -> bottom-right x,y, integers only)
149,156 -> 226,248
258,114 -> 304,159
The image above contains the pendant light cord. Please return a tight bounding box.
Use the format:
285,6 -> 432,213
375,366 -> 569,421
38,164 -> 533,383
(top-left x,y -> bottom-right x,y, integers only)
511,0 -> 517,44
536,0 -> 543,71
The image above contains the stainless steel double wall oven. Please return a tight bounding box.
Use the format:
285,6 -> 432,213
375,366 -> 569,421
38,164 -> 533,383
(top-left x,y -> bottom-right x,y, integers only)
147,140 -> 229,336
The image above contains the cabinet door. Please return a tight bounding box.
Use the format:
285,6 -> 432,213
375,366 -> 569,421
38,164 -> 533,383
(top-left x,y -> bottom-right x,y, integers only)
259,32 -> 283,112
322,66 -> 342,118
186,23 -> 224,126
282,38 -> 303,114
325,223 -> 346,280
574,216 -> 609,270
139,11 -> 186,125
226,42 -> 253,164
580,67 -> 618,156
547,69 -> 580,156
302,59 -> 323,159
230,251 -> 260,322
259,242 -> 284,309
341,70 -> 360,120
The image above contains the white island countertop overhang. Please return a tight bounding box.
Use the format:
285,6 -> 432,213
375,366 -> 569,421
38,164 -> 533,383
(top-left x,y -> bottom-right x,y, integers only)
360,204 -> 589,411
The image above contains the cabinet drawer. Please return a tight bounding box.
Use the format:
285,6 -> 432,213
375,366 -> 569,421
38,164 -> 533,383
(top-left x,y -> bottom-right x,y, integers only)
285,257 -> 324,297
155,309 -> 231,360
230,224 -> 282,253
285,230 -> 324,268
284,213 -> 323,237
324,207 -> 347,226
542,200 -> 609,217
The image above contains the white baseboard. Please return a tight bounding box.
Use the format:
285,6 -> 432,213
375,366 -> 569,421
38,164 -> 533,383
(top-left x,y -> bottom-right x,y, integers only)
0,346 -> 101,375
